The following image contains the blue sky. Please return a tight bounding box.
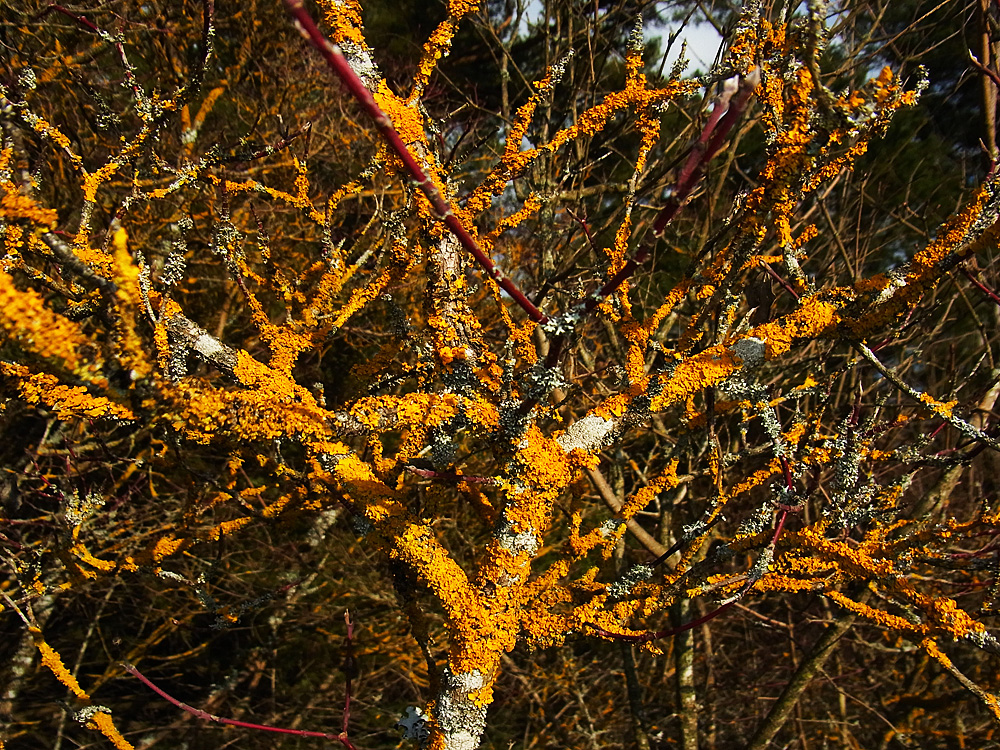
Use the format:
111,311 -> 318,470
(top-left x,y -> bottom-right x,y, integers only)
520,1 -> 726,76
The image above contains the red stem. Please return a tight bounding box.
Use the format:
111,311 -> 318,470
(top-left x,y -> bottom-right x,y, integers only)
969,49 -> 1000,91
761,260 -> 800,301
123,663 -> 358,749
652,71 -> 759,237
779,456 -> 794,492
342,610 -> 354,737
36,4 -> 101,33
405,465 -> 496,484
282,0 -> 546,323
961,265 -> 1000,308
581,248 -> 650,315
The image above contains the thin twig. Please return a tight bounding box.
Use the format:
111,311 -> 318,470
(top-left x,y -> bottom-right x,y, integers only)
855,340 -> 1000,452
961,264 -> 1000,309
342,610 -> 355,737
761,260 -> 801,301
123,662 -> 359,749
584,466 -> 668,557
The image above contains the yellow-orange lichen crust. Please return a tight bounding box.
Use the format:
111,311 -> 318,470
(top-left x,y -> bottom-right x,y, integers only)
32,627 -> 90,700
408,0 -> 481,101
845,185 -> 1000,338
465,74 -> 697,218
309,443 -> 494,663
663,19 -> 922,325
29,629 -> 135,749
7,5 -> 1000,748
586,296 -> 841,424
402,429 -> 607,708
0,363 -> 135,422
0,268 -> 93,373
317,0 -> 368,48
0,166 -> 59,228
920,638 -> 1000,721
85,711 -> 136,750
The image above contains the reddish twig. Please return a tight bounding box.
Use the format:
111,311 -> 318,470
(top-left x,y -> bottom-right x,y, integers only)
930,421 -> 949,441
36,4 -> 101,33
566,208 -> 598,254
652,70 -> 760,238
124,640 -> 360,750
580,248 -> 651,316
405,465 -> 496,484
341,610 -> 355,737
761,260 -> 800,301
871,306 -> 916,351
947,535 -> 1000,559
0,531 -> 24,551
647,517 -> 722,569
969,50 -> 1000,92
961,264 -> 1000,309
282,0 -> 546,323
779,455 -> 795,492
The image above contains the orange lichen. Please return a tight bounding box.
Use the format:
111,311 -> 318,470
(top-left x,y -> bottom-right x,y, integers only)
917,393 -> 959,419
375,82 -> 428,147
0,190 -> 58,227
33,628 -> 90,699
85,711 -> 136,750
4,7 -> 996,749
150,535 -> 186,563
1,363 -> 134,421
408,1 -> 480,100
204,175 -> 326,223
826,590 -> 918,632
81,161 -> 121,204
318,0 -> 369,48
68,541 -> 116,575
465,73 -> 696,216
620,462 -> 680,520
0,270 -> 91,372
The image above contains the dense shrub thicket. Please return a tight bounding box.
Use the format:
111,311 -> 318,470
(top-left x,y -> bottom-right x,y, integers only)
3,1 -> 1000,748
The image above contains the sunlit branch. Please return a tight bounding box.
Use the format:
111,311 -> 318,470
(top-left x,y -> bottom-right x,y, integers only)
282,0 -> 547,323
855,340 -> 1000,452
584,465 -> 668,557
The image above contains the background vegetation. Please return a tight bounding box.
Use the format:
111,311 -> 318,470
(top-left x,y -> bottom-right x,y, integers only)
3,1 -> 1000,748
